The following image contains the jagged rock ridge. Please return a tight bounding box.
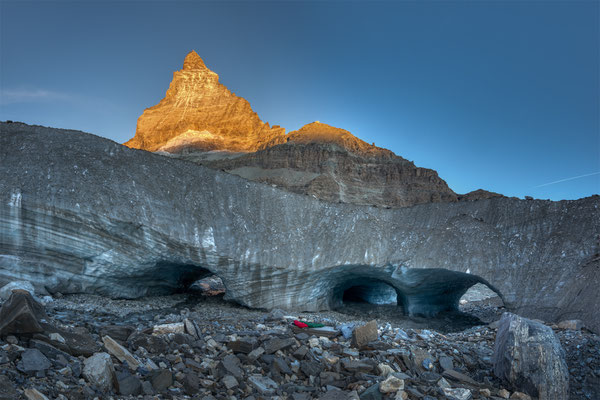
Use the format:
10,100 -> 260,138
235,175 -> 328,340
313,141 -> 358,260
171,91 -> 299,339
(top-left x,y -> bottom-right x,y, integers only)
195,122 -> 458,207
2,122 -> 599,333
125,52 -> 491,208
125,51 -> 285,152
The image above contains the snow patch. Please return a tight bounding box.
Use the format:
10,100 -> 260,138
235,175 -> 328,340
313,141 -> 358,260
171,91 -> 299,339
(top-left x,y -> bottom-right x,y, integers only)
202,227 -> 217,252
8,190 -> 21,207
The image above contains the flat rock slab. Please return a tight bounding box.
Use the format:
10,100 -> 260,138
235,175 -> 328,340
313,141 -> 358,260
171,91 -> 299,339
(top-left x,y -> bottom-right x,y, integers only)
442,369 -> 478,386
103,335 -> 140,370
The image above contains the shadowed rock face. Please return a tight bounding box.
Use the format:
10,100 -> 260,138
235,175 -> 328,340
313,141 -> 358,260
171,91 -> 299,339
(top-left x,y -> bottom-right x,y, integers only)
1,122 -> 599,332
187,122 -> 458,208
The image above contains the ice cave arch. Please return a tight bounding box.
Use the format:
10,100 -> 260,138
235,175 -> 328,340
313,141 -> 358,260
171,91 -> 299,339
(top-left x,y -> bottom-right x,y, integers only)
326,265 -> 504,317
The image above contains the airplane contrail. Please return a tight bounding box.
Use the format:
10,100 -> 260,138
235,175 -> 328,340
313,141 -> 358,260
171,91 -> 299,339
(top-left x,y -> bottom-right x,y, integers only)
534,171 -> 600,188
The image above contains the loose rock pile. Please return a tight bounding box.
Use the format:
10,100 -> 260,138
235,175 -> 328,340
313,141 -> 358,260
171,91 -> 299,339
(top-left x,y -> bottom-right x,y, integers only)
0,287 -> 598,399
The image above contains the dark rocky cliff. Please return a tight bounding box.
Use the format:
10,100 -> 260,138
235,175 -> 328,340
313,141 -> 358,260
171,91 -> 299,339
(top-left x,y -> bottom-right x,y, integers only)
2,122 -> 599,333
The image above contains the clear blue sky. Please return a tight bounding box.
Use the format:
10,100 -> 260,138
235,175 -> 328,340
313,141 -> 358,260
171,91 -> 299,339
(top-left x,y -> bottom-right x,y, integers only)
1,1 -> 598,200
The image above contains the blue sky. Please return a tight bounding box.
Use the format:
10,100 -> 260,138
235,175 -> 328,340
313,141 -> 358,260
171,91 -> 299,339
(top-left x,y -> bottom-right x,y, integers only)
1,1 -> 598,200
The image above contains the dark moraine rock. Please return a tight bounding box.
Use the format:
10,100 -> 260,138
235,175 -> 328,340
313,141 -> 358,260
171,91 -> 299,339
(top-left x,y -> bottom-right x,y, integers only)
0,122 -> 599,333
0,289 -> 47,336
493,312 -> 569,399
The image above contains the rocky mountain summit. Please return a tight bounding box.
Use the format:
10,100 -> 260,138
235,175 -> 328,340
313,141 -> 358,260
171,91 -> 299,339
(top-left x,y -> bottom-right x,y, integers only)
125,51 -> 490,208
124,51 -> 285,153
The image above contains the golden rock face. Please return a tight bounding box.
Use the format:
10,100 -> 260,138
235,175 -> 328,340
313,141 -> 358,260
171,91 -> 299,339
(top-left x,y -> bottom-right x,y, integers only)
124,51 -> 285,152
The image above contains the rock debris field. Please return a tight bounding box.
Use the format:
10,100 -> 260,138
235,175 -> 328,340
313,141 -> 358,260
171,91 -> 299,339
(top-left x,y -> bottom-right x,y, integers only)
0,285 -> 598,400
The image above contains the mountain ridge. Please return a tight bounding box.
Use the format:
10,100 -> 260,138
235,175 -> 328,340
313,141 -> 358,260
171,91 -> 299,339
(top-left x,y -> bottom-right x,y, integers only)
125,51 -> 503,207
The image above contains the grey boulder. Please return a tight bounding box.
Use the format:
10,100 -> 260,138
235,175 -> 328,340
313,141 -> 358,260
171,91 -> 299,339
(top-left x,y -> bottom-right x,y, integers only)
493,312 -> 569,399
83,352 -> 115,392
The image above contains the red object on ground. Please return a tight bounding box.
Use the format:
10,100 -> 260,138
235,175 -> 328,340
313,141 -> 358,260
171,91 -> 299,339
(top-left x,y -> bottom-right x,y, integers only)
293,320 -> 308,328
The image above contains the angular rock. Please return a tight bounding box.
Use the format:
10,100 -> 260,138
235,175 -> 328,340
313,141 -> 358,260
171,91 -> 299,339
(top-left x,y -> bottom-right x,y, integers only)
557,319 -> 584,330
438,356 -> 454,371
227,339 -> 256,354
493,313 -> 569,399
248,374 -> 278,395
83,352 -> 115,392
248,346 -> 265,361
150,369 -> 173,392
442,388 -> 472,400
221,354 -> 243,379
377,363 -> 394,377
0,375 -> 18,400
274,357 -> 293,375
264,337 -> 296,354
141,380 -> 154,395
341,359 -> 375,374
99,325 -> 135,343
379,376 -> 404,393
266,308 -> 285,321
183,371 -> 199,395
128,332 -> 168,354
360,383 -> 382,400
510,393 -> 532,400
300,360 -> 323,377
18,348 -> 51,373
23,388 -> 49,400
102,335 -> 140,370
117,373 -> 142,396
320,388 -> 353,400
0,290 -> 47,336
45,326 -> 100,357
153,322 -> 185,335
351,320 -> 378,348
48,332 -> 65,344
340,323 -> 355,340
293,345 -> 309,360
442,369 -> 478,386
222,374 -> 239,390
184,318 -> 201,339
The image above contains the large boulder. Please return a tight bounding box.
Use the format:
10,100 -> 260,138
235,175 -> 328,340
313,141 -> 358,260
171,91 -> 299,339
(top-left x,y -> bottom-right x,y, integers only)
493,313 -> 569,399
0,289 -> 47,336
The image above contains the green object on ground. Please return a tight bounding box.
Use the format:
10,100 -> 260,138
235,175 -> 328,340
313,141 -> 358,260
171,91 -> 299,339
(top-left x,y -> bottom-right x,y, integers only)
299,321 -> 324,328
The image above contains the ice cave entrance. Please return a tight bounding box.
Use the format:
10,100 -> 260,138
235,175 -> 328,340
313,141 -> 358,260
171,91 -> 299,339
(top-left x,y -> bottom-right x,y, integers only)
458,282 -> 504,309
341,279 -> 398,306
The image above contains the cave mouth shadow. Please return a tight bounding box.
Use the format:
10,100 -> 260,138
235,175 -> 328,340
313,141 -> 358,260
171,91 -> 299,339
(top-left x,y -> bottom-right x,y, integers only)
328,266 -> 505,332
341,280 -> 398,306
